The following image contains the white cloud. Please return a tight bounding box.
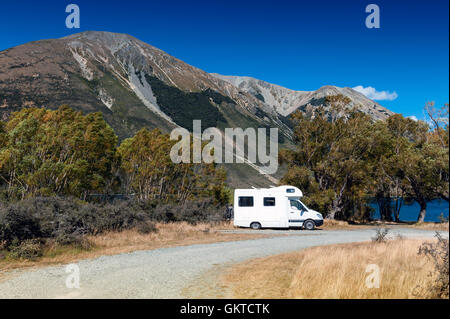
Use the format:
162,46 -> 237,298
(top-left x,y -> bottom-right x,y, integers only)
407,115 -> 418,121
353,85 -> 398,101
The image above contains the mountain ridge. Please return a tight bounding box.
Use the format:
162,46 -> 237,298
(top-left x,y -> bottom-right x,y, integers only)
211,73 -> 393,119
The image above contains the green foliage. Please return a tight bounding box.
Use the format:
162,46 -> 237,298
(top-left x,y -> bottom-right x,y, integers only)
0,105 -> 232,254
281,99 -> 375,221
0,104 -> 230,207
8,239 -> 43,260
0,106 -> 119,199
144,74 -> 227,131
281,96 -> 449,222
382,113 -> 448,222
117,127 -> 229,204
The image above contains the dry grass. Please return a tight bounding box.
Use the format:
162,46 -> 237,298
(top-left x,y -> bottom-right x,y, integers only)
222,239 -> 439,299
322,219 -> 449,232
410,222 -> 449,231
87,221 -> 240,253
0,221 -> 264,274
321,219 -> 367,229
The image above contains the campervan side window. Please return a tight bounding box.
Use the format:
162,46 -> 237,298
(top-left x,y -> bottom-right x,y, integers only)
286,188 -> 295,193
263,197 -> 276,206
238,196 -> 254,207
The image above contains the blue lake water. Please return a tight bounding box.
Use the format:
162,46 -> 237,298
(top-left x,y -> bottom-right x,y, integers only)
370,199 -> 449,222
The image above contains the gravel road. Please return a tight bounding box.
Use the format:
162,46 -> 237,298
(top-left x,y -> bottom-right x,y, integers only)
0,227 -> 445,299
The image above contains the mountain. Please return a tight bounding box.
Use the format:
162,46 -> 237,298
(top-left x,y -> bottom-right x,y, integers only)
0,31 -> 289,141
0,31 -> 394,187
211,74 -> 393,120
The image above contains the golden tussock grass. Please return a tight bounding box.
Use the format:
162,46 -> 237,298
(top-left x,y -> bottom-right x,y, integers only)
410,222 -> 449,231
322,219 -> 449,232
87,221 -> 242,253
222,239 -> 438,299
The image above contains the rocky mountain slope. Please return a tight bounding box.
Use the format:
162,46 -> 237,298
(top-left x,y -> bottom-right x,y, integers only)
212,74 -> 393,120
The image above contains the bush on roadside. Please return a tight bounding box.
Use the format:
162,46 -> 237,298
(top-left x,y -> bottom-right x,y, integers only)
372,228 -> 390,243
438,212 -> 449,223
418,232 -> 449,299
8,239 -> 43,260
0,197 -> 156,252
151,199 -> 225,224
0,206 -> 42,247
136,221 -> 158,235
0,196 -> 226,259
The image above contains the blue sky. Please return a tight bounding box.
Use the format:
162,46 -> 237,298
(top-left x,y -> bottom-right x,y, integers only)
0,0 -> 448,119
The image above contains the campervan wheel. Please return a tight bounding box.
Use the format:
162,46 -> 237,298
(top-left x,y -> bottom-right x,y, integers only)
303,220 -> 315,230
250,222 -> 262,230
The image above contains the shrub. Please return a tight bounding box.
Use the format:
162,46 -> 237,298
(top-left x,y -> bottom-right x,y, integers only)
8,239 -> 43,260
0,205 -> 41,246
372,228 -> 390,243
0,197 -> 155,250
136,221 -> 157,235
0,196 -> 224,253
418,232 -> 449,299
151,199 -> 226,224
438,212 -> 449,223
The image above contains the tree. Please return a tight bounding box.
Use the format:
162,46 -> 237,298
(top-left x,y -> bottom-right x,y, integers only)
386,110 -> 448,222
117,128 -> 229,204
0,106 -> 118,199
280,97 -> 375,221
366,120 -> 400,221
280,97 -> 449,223
424,103 -> 449,202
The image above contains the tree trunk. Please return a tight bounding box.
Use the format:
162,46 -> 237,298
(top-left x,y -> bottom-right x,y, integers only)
328,197 -> 343,220
417,200 -> 427,222
327,209 -> 337,220
328,178 -> 347,220
393,198 -> 403,222
377,196 -> 393,222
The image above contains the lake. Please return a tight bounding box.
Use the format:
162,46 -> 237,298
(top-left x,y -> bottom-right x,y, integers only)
370,199 -> 449,222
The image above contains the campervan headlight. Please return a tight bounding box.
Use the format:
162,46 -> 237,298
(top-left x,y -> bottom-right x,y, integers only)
316,213 -> 323,219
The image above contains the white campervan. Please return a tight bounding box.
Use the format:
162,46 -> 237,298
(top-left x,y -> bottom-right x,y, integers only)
233,185 -> 323,230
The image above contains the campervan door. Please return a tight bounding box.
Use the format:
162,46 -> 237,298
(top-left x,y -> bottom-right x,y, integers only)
287,195 -> 303,227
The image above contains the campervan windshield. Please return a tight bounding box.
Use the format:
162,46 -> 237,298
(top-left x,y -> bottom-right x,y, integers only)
290,200 -> 308,211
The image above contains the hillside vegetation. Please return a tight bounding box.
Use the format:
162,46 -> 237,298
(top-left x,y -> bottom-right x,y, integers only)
0,106 -> 231,260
